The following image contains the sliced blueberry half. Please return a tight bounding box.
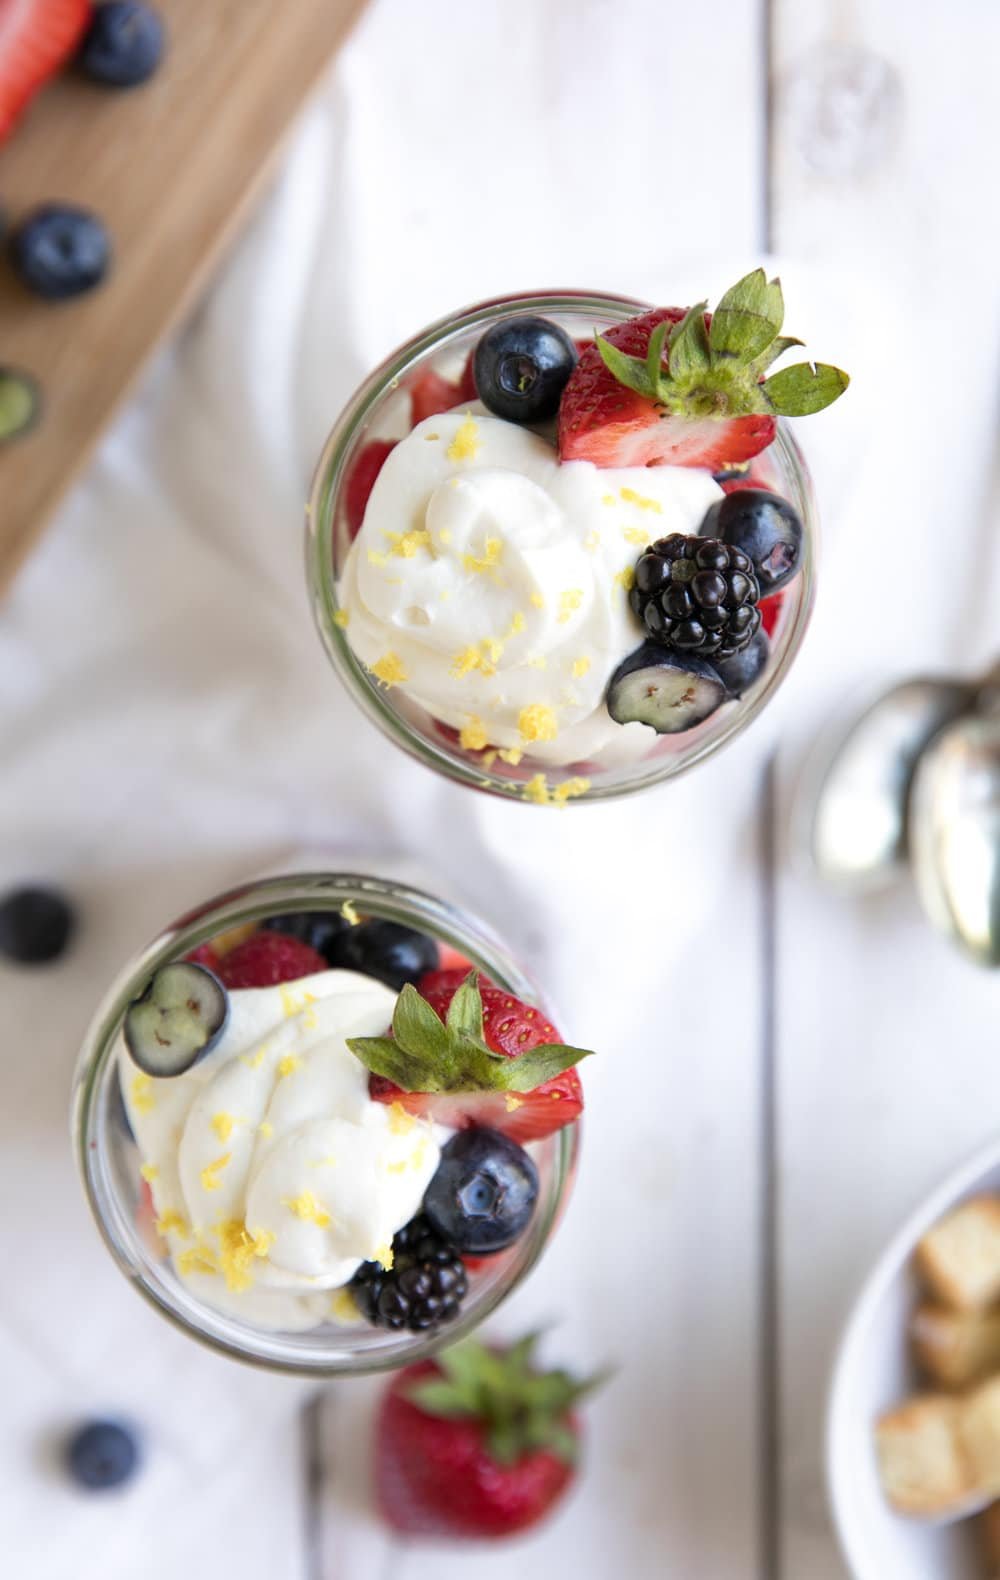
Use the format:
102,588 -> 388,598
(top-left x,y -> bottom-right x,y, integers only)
0,368 -> 42,444
709,488 -> 804,595
124,962 -> 228,1077
606,644 -> 726,734
711,628 -> 771,697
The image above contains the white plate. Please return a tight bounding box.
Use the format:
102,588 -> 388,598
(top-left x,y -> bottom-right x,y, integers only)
827,1137 -> 1000,1579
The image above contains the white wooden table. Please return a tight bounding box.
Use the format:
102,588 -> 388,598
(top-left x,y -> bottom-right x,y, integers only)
1,2 -> 998,1577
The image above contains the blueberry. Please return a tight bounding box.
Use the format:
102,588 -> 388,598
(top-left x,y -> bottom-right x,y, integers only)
423,1128 -> 539,1254
0,885 -> 75,964
708,488 -> 804,595
78,2 -> 165,87
10,206 -> 111,300
261,911 -> 349,963
0,367 -> 42,444
328,919 -> 439,990
124,962 -> 229,1078
606,644 -> 727,733
711,628 -> 770,697
473,316 -> 577,424
66,1420 -> 140,1490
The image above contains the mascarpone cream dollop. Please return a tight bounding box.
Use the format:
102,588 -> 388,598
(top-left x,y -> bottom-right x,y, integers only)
120,969 -> 440,1331
339,409 -> 722,767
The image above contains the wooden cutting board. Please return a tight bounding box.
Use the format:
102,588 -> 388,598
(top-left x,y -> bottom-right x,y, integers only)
0,0 -> 367,595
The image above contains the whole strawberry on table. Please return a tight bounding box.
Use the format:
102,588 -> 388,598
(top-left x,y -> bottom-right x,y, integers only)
376,1332 -> 605,1539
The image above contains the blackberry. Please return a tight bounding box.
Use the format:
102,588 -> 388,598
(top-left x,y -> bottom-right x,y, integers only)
349,1213 -> 468,1332
630,533 -> 761,659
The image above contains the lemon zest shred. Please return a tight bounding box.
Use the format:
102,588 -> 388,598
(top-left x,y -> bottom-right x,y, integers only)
341,899 -> 361,926
459,716 -> 489,751
140,1162 -> 159,1182
200,1152 -> 232,1192
614,565 -> 636,592
155,1209 -> 189,1239
372,652 -> 408,686
571,656 -> 592,679
620,485 -> 663,512
518,704 -> 559,744
333,609 -> 350,629
447,414 -> 480,461
558,589 -> 584,623
523,773 -> 550,805
281,1191 -> 331,1228
498,747 -> 523,766
131,1074 -> 155,1115
210,1112 -> 235,1142
277,1055 -> 301,1079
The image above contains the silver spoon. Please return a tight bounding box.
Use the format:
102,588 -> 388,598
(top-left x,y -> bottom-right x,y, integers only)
910,709 -> 1000,966
809,677 -> 975,891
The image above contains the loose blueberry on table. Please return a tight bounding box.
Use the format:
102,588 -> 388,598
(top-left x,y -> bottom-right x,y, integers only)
9,204 -> 111,299
77,2 -> 165,88
337,270 -> 847,789
65,1419 -> 140,1490
119,914 -> 590,1336
0,883 -> 75,964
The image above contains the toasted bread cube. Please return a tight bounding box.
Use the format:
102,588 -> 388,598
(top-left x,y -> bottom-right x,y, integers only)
915,1197 -> 1000,1311
876,1395 -> 973,1516
912,1304 -> 1000,1388
961,1378 -> 1000,1497
979,1501 -> 1000,1572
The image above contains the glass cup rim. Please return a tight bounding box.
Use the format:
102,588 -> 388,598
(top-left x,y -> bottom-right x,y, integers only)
72,872 -> 578,1375
306,289 -> 819,804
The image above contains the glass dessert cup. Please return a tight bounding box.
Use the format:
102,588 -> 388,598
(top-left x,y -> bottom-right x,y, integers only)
73,873 -> 579,1376
307,290 -> 818,805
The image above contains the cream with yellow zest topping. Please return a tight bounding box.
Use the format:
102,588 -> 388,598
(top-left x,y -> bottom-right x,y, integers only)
131,1073 -> 154,1114
446,414 -> 480,461
120,969 -> 440,1330
340,408 -> 721,770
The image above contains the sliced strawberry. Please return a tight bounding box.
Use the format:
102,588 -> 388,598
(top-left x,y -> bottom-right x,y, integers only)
559,307 -> 775,468
349,970 -> 590,1143
184,941 -> 223,974
436,944 -> 475,973
344,438 -> 396,539
455,349 -> 477,403
760,590 -> 786,638
0,0 -> 92,143
557,271 -> 848,471
217,931 -> 326,989
409,368 -> 464,426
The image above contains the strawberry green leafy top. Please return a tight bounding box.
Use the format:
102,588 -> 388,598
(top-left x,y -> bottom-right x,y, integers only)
596,268 -> 848,423
347,970 -> 592,1094
406,1334 -> 607,1465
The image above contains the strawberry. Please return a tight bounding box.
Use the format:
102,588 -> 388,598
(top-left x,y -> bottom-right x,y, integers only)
217,931 -> 326,989
0,0 -> 92,143
558,269 -> 848,470
437,943 -> 474,973
376,1335 -> 601,1539
760,590 -> 785,638
409,367 -> 465,426
348,970 -> 590,1143
184,941 -> 222,974
344,437 -> 396,539
455,349 -> 477,403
